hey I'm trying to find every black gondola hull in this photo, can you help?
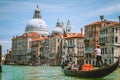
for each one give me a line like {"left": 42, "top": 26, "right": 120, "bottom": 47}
{"left": 62, "top": 60, "right": 119, "bottom": 78}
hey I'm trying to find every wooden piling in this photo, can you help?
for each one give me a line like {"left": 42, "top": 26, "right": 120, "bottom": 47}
{"left": 0, "top": 45, "right": 2, "bottom": 72}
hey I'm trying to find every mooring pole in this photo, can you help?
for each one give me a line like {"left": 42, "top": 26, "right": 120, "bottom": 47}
{"left": 0, "top": 45, "right": 2, "bottom": 72}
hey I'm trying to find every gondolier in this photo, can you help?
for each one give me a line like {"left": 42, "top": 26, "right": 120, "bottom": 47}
{"left": 94, "top": 45, "right": 103, "bottom": 67}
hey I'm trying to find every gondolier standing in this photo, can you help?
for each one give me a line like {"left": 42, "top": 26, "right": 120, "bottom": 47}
{"left": 94, "top": 45, "right": 103, "bottom": 67}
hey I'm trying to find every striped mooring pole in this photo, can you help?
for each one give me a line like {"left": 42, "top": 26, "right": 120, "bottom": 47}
{"left": 0, "top": 45, "right": 2, "bottom": 72}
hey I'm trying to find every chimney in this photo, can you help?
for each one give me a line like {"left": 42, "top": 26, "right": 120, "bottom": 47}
{"left": 104, "top": 19, "right": 107, "bottom": 26}
{"left": 100, "top": 15, "right": 104, "bottom": 27}
{"left": 100, "top": 15, "right": 104, "bottom": 21}
{"left": 80, "top": 28, "right": 83, "bottom": 35}
{"left": 118, "top": 16, "right": 120, "bottom": 25}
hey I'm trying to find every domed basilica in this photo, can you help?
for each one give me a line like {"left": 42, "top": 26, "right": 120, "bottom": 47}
{"left": 9, "top": 5, "right": 74, "bottom": 65}
{"left": 25, "top": 5, "right": 72, "bottom": 36}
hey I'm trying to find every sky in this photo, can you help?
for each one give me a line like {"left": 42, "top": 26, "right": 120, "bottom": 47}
{"left": 0, "top": 0, "right": 120, "bottom": 55}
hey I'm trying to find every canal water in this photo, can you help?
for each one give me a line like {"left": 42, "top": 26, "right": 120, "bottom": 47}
{"left": 0, "top": 65, "right": 120, "bottom": 80}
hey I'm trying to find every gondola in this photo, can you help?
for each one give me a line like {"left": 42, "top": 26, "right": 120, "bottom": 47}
{"left": 61, "top": 60, "right": 119, "bottom": 78}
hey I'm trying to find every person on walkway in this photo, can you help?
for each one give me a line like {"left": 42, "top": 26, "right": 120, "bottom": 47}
{"left": 94, "top": 45, "right": 103, "bottom": 67}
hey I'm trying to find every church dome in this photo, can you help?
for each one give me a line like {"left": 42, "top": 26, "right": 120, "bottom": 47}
{"left": 52, "top": 27, "right": 64, "bottom": 34}
{"left": 52, "top": 19, "right": 64, "bottom": 34}
{"left": 25, "top": 5, "right": 49, "bottom": 36}
{"left": 25, "top": 19, "right": 49, "bottom": 35}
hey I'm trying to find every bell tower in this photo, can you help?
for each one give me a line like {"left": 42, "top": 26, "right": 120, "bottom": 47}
{"left": 65, "top": 20, "right": 71, "bottom": 33}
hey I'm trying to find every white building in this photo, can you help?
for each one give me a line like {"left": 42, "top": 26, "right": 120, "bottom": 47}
{"left": 11, "top": 5, "right": 50, "bottom": 64}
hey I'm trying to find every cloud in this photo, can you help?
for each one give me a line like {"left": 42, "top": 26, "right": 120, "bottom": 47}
{"left": 0, "top": 1, "right": 68, "bottom": 13}
{"left": 0, "top": 40, "right": 11, "bottom": 44}
{"left": 82, "top": 3, "right": 120, "bottom": 18}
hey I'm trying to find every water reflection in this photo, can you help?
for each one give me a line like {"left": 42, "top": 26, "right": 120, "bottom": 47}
{"left": 0, "top": 65, "right": 120, "bottom": 80}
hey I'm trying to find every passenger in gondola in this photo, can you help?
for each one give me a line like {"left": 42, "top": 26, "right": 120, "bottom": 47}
{"left": 61, "top": 60, "right": 69, "bottom": 69}
{"left": 104, "top": 59, "right": 111, "bottom": 67}
{"left": 66, "top": 62, "right": 72, "bottom": 70}
{"left": 78, "top": 62, "right": 84, "bottom": 70}
{"left": 61, "top": 61, "right": 66, "bottom": 69}
{"left": 65, "top": 60, "right": 69, "bottom": 64}
{"left": 71, "top": 62, "right": 79, "bottom": 70}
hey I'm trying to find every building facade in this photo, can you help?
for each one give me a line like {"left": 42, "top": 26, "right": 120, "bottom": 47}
{"left": 10, "top": 5, "right": 50, "bottom": 65}
{"left": 40, "top": 38, "right": 50, "bottom": 65}
{"left": 4, "top": 49, "right": 12, "bottom": 64}
{"left": 30, "top": 37, "right": 45, "bottom": 65}
{"left": 99, "top": 18, "right": 120, "bottom": 63}
{"left": 84, "top": 20, "right": 101, "bottom": 64}
{"left": 64, "top": 29, "right": 85, "bottom": 64}
{"left": 84, "top": 15, "right": 120, "bottom": 65}
{"left": 11, "top": 32, "right": 42, "bottom": 64}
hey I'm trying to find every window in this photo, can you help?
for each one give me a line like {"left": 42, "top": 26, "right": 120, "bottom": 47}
{"left": 106, "top": 29, "right": 107, "bottom": 34}
{"left": 63, "top": 46, "right": 65, "bottom": 49}
{"left": 112, "top": 28, "right": 114, "bottom": 33}
{"left": 68, "top": 29, "right": 70, "bottom": 32}
{"left": 101, "top": 48, "right": 103, "bottom": 54}
{"left": 112, "top": 47, "right": 114, "bottom": 54}
{"left": 103, "top": 30, "right": 105, "bottom": 34}
{"left": 58, "top": 46, "right": 59, "bottom": 49}
{"left": 112, "top": 36, "right": 114, "bottom": 42}
{"left": 68, "top": 48, "right": 70, "bottom": 53}
{"left": 40, "top": 48, "right": 43, "bottom": 51}
{"left": 69, "top": 40, "right": 72, "bottom": 46}
{"left": 115, "top": 36, "right": 118, "bottom": 43}
{"left": 105, "top": 48, "right": 107, "bottom": 54}
{"left": 115, "top": 28, "right": 118, "bottom": 33}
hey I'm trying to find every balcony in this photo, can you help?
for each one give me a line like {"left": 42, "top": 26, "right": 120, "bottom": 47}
{"left": 99, "top": 42, "right": 105, "bottom": 46}
{"left": 66, "top": 44, "right": 75, "bottom": 48}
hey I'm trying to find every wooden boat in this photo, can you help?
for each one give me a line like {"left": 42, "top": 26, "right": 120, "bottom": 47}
{"left": 61, "top": 60, "right": 119, "bottom": 78}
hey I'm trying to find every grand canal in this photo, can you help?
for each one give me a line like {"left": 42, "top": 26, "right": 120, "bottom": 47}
{"left": 0, "top": 65, "right": 120, "bottom": 80}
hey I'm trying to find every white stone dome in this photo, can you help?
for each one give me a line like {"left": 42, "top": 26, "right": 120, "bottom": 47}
{"left": 25, "top": 19, "right": 49, "bottom": 35}
{"left": 52, "top": 27, "right": 64, "bottom": 34}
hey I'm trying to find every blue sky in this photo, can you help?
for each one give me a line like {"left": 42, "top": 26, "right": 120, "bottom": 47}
{"left": 0, "top": 0, "right": 120, "bottom": 55}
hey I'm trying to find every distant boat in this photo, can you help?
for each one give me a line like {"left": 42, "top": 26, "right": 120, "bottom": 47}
{"left": 44, "top": 64, "right": 49, "bottom": 66}
{"left": 61, "top": 60, "right": 119, "bottom": 78}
